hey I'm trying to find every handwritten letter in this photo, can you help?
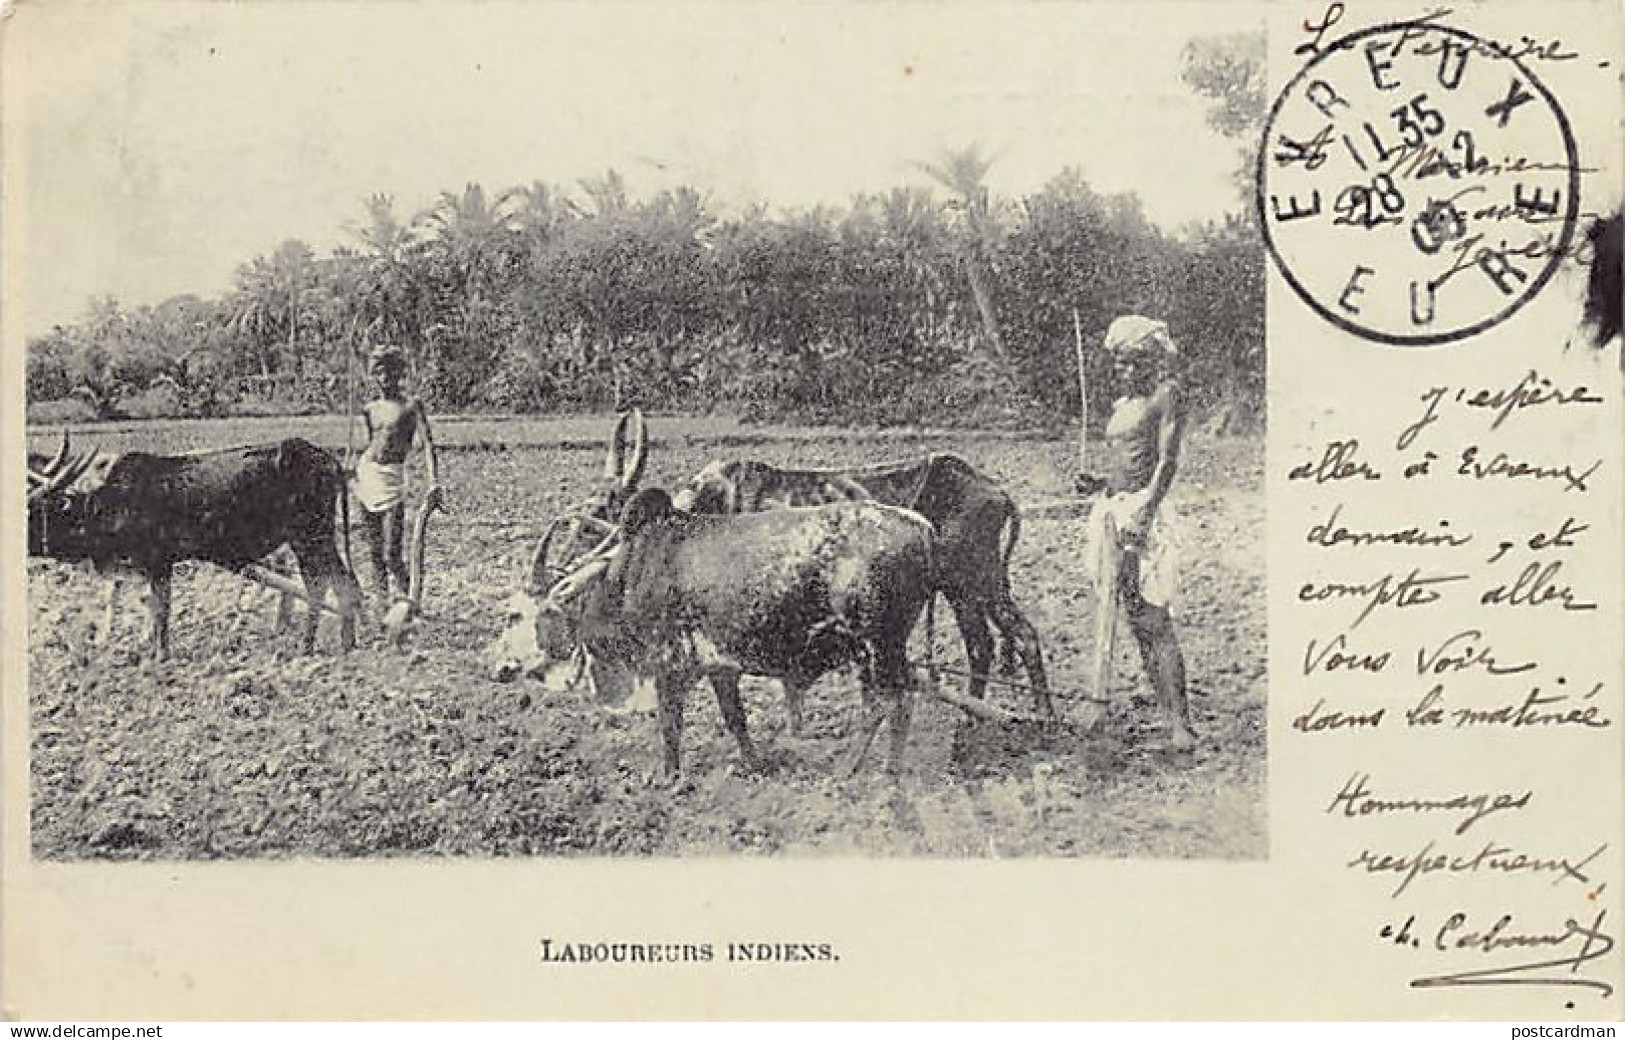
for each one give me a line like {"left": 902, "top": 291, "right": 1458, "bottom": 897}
{"left": 1277, "top": 356, "right": 1621, "bottom": 1012}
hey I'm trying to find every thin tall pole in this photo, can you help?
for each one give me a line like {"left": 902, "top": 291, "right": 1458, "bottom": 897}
{"left": 1073, "top": 308, "right": 1088, "bottom": 473}
{"left": 342, "top": 331, "right": 358, "bottom": 574}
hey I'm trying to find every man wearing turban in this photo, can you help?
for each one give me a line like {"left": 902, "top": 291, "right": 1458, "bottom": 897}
{"left": 1083, "top": 315, "right": 1196, "bottom": 750}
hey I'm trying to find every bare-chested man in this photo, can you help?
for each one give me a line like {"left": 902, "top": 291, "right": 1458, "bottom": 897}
{"left": 353, "top": 344, "right": 442, "bottom": 610}
{"left": 1083, "top": 315, "right": 1196, "bottom": 750}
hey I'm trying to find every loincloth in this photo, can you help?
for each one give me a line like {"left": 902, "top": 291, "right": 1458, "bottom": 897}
{"left": 353, "top": 457, "right": 405, "bottom": 514}
{"left": 1084, "top": 489, "right": 1185, "bottom": 609}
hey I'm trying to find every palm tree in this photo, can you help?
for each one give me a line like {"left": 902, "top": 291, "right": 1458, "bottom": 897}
{"left": 413, "top": 182, "right": 528, "bottom": 405}
{"left": 420, "top": 183, "right": 524, "bottom": 286}
{"left": 877, "top": 186, "right": 951, "bottom": 337}
{"left": 921, "top": 146, "right": 1007, "bottom": 361}
{"left": 578, "top": 169, "right": 630, "bottom": 219}
{"left": 510, "top": 181, "right": 575, "bottom": 254}
{"left": 226, "top": 240, "right": 317, "bottom": 383}
{"left": 348, "top": 192, "right": 432, "bottom": 352}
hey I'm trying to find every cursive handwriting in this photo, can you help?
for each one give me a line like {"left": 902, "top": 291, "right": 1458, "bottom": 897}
{"left": 1487, "top": 517, "right": 1592, "bottom": 564}
{"left": 1293, "top": 698, "right": 1386, "bottom": 733}
{"left": 1405, "top": 26, "right": 1581, "bottom": 65}
{"left": 1398, "top": 373, "right": 1603, "bottom": 451}
{"left": 1429, "top": 232, "right": 1566, "bottom": 296}
{"left": 1411, "top": 911, "right": 1615, "bottom": 998}
{"left": 1328, "top": 772, "right": 1532, "bottom": 835}
{"left": 1458, "top": 446, "right": 1601, "bottom": 493}
{"left": 1307, "top": 504, "right": 1472, "bottom": 550}
{"left": 1293, "top": 2, "right": 1344, "bottom": 57}
{"left": 1415, "top": 628, "right": 1535, "bottom": 676}
{"left": 1405, "top": 682, "right": 1612, "bottom": 731}
{"left": 1304, "top": 632, "right": 1391, "bottom": 675}
{"left": 1290, "top": 439, "right": 1383, "bottom": 483}
{"left": 1291, "top": 358, "right": 1615, "bottom": 1007}
{"left": 1356, "top": 8, "right": 1583, "bottom": 66}
{"left": 1348, "top": 840, "right": 1607, "bottom": 898}
{"left": 1386, "top": 144, "right": 1598, "bottom": 183}
{"left": 1480, "top": 561, "right": 1598, "bottom": 611}
{"left": 1299, "top": 569, "right": 1470, "bottom": 628}
{"left": 1466, "top": 371, "right": 1605, "bottom": 430}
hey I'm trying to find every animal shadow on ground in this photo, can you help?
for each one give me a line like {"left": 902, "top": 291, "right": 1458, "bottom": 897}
{"left": 946, "top": 715, "right": 1130, "bottom": 782}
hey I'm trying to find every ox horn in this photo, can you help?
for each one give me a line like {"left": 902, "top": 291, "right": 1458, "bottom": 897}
{"left": 621, "top": 408, "right": 647, "bottom": 490}
{"left": 604, "top": 408, "right": 647, "bottom": 489}
{"left": 527, "top": 516, "right": 568, "bottom": 594}
{"left": 545, "top": 524, "right": 622, "bottom": 604}
{"left": 27, "top": 432, "right": 71, "bottom": 484}
{"left": 45, "top": 432, "right": 71, "bottom": 475}
{"left": 549, "top": 556, "right": 612, "bottom": 606}
{"left": 580, "top": 525, "right": 619, "bottom": 562}
{"left": 577, "top": 514, "right": 619, "bottom": 545}
{"left": 604, "top": 412, "right": 629, "bottom": 482}
{"left": 27, "top": 449, "right": 96, "bottom": 505}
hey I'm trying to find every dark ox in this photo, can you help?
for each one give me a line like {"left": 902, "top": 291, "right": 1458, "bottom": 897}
{"left": 26, "top": 435, "right": 361, "bottom": 657}
{"left": 672, "top": 454, "right": 1053, "bottom": 723}
{"left": 485, "top": 489, "right": 935, "bottom": 779}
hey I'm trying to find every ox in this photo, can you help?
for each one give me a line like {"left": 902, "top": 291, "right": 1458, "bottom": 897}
{"left": 485, "top": 489, "right": 936, "bottom": 779}
{"left": 673, "top": 454, "right": 1053, "bottom": 724}
{"left": 510, "top": 411, "right": 1051, "bottom": 729}
{"left": 26, "top": 435, "right": 361, "bottom": 657}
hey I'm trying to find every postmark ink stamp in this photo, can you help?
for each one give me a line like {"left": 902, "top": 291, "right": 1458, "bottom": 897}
{"left": 1258, "top": 19, "right": 1581, "bottom": 346}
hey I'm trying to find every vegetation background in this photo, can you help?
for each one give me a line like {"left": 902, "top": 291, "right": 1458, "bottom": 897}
{"left": 25, "top": 35, "right": 1266, "bottom": 434}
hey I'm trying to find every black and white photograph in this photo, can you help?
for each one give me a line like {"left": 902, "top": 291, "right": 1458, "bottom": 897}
{"left": 8, "top": 0, "right": 1623, "bottom": 1025}
{"left": 15, "top": 2, "right": 1266, "bottom": 862}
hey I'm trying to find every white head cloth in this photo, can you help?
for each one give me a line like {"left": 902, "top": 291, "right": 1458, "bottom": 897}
{"left": 1103, "top": 315, "right": 1176, "bottom": 355}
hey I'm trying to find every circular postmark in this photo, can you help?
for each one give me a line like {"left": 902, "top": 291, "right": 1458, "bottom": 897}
{"left": 1257, "top": 20, "right": 1580, "bottom": 346}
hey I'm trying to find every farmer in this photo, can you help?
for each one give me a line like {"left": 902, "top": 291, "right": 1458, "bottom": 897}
{"left": 1082, "top": 315, "right": 1197, "bottom": 750}
{"left": 353, "top": 343, "right": 443, "bottom": 612}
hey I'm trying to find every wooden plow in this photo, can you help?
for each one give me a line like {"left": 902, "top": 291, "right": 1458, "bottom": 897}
{"left": 1087, "top": 510, "right": 1124, "bottom": 732}
{"left": 910, "top": 659, "right": 1108, "bottom": 731}
{"left": 383, "top": 493, "right": 448, "bottom": 647}
{"left": 239, "top": 562, "right": 343, "bottom": 616}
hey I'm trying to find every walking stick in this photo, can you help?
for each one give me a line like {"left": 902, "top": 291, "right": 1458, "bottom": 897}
{"left": 1088, "top": 511, "right": 1123, "bottom": 730}
{"left": 341, "top": 335, "right": 358, "bottom": 575}
{"left": 1073, "top": 308, "right": 1088, "bottom": 473}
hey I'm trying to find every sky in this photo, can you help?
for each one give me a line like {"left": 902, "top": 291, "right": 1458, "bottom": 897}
{"left": 2, "top": 1, "right": 1253, "bottom": 337}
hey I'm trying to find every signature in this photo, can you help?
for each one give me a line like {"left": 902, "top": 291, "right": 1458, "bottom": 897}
{"left": 1411, "top": 911, "right": 1615, "bottom": 997}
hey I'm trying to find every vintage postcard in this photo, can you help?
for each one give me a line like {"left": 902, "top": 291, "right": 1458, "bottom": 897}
{"left": 1, "top": 0, "right": 1620, "bottom": 1021}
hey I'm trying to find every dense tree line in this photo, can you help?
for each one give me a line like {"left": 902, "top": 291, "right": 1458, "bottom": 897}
{"left": 25, "top": 170, "right": 1262, "bottom": 430}
{"left": 27, "top": 39, "right": 1266, "bottom": 430}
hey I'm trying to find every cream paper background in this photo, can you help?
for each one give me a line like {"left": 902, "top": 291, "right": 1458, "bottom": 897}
{"left": 2, "top": 0, "right": 1621, "bottom": 1021}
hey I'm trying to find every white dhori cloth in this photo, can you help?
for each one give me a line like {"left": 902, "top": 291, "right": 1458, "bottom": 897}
{"left": 1085, "top": 489, "right": 1185, "bottom": 609}
{"left": 352, "top": 457, "right": 405, "bottom": 514}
